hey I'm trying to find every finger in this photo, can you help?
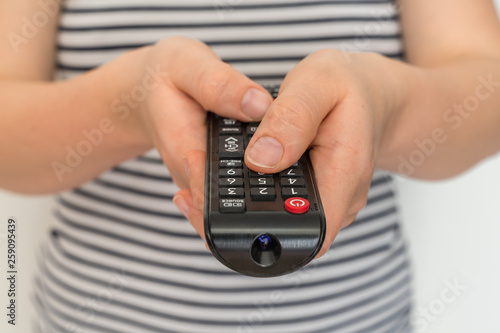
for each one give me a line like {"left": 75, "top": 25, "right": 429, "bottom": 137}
{"left": 244, "top": 54, "right": 344, "bottom": 173}
{"left": 183, "top": 149, "right": 206, "bottom": 211}
{"left": 173, "top": 188, "right": 205, "bottom": 240}
{"left": 313, "top": 150, "right": 371, "bottom": 258}
{"left": 311, "top": 102, "right": 374, "bottom": 258}
{"left": 146, "top": 86, "right": 206, "bottom": 188}
{"left": 160, "top": 37, "right": 273, "bottom": 121}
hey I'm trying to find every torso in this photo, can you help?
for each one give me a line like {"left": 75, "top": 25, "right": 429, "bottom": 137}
{"left": 34, "top": 1, "right": 412, "bottom": 332}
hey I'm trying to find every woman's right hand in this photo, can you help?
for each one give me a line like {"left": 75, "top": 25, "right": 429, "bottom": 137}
{"left": 122, "top": 37, "right": 273, "bottom": 191}
{"left": 1, "top": 33, "right": 271, "bottom": 198}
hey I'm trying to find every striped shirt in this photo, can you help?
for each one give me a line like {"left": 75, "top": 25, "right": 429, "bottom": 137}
{"left": 33, "top": 1, "right": 412, "bottom": 332}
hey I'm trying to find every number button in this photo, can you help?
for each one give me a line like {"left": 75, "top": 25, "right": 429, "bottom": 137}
{"left": 281, "top": 187, "right": 308, "bottom": 199}
{"left": 280, "top": 178, "right": 305, "bottom": 187}
{"left": 219, "top": 178, "right": 244, "bottom": 187}
{"left": 250, "top": 177, "right": 274, "bottom": 187}
{"left": 219, "top": 168, "right": 243, "bottom": 177}
{"left": 279, "top": 168, "right": 304, "bottom": 177}
{"left": 219, "top": 188, "right": 245, "bottom": 198}
{"left": 248, "top": 170, "right": 268, "bottom": 177}
{"left": 250, "top": 187, "right": 276, "bottom": 201}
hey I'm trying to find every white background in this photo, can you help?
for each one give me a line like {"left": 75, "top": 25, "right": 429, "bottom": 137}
{"left": 2, "top": 2, "right": 500, "bottom": 332}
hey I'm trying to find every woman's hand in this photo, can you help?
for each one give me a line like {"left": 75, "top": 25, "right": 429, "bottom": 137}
{"left": 132, "top": 37, "right": 273, "bottom": 189}
{"left": 176, "top": 49, "right": 413, "bottom": 254}
{"left": 0, "top": 36, "right": 273, "bottom": 194}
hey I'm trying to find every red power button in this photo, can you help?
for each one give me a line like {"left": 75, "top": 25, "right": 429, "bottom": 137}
{"left": 285, "top": 197, "right": 310, "bottom": 214}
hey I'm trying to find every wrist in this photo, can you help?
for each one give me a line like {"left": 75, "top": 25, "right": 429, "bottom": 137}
{"left": 90, "top": 46, "right": 155, "bottom": 153}
{"left": 364, "top": 54, "right": 421, "bottom": 165}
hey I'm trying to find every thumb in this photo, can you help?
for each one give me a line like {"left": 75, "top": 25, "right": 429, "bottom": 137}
{"left": 244, "top": 82, "right": 335, "bottom": 172}
{"left": 164, "top": 38, "right": 274, "bottom": 121}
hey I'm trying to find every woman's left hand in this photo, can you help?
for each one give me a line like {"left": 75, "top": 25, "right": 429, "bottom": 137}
{"left": 176, "top": 49, "right": 411, "bottom": 256}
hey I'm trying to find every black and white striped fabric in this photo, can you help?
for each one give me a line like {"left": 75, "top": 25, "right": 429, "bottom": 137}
{"left": 33, "top": 1, "right": 412, "bottom": 332}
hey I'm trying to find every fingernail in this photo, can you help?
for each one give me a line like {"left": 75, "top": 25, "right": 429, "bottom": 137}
{"left": 247, "top": 136, "right": 283, "bottom": 168}
{"left": 183, "top": 158, "right": 190, "bottom": 179}
{"left": 241, "top": 88, "right": 272, "bottom": 119}
{"left": 173, "top": 195, "right": 190, "bottom": 219}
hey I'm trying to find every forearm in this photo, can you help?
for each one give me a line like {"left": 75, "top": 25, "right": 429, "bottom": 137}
{"left": 377, "top": 56, "right": 500, "bottom": 179}
{"left": 0, "top": 48, "right": 152, "bottom": 194}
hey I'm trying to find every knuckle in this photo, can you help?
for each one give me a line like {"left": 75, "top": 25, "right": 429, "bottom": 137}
{"left": 343, "top": 211, "right": 360, "bottom": 228}
{"left": 353, "top": 156, "right": 376, "bottom": 190}
{"left": 161, "top": 36, "right": 188, "bottom": 46}
{"left": 351, "top": 195, "right": 368, "bottom": 215}
{"left": 311, "top": 48, "right": 341, "bottom": 60}
{"left": 302, "top": 49, "right": 354, "bottom": 84}
{"left": 161, "top": 36, "right": 205, "bottom": 50}
{"left": 307, "top": 49, "right": 348, "bottom": 67}
{"left": 157, "top": 37, "right": 190, "bottom": 56}
{"left": 156, "top": 37, "right": 212, "bottom": 68}
{"left": 267, "top": 105, "right": 307, "bottom": 140}
{"left": 198, "top": 63, "right": 234, "bottom": 109}
{"left": 267, "top": 94, "right": 319, "bottom": 139}
{"left": 358, "top": 158, "right": 376, "bottom": 185}
{"left": 350, "top": 162, "right": 374, "bottom": 214}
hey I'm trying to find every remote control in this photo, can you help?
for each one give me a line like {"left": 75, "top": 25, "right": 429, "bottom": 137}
{"left": 204, "top": 86, "right": 326, "bottom": 277}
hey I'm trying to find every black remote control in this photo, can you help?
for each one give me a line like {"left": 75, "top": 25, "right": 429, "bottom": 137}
{"left": 204, "top": 86, "right": 326, "bottom": 277}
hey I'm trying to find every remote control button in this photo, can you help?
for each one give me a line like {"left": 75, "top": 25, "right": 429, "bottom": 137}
{"left": 219, "top": 168, "right": 243, "bottom": 177}
{"left": 219, "top": 159, "right": 242, "bottom": 168}
{"left": 219, "top": 136, "right": 244, "bottom": 157}
{"left": 219, "top": 127, "right": 241, "bottom": 135}
{"left": 219, "top": 118, "right": 241, "bottom": 127}
{"left": 250, "top": 177, "right": 275, "bottom": 187}
{"left": 248, "top": 170, "right": 269, "bottom": 177}
{"left": 279, "top": 168, "right": 304, "bottom": 177}
{"left": 280, "top": 178, "right": 306, "bottom": 187}
{"left": 220, "top": 199, "right": 245, "bottom": 213}
{"left": 251, "top": 187, "right": 276, "bottom": 201}
{"left": 219, "top": 178, "right": 244, "bottom": 187}
{"left": 285, "top": 197, "right": 309, "bottom": 214}
{"left": 219, "top": 188, "right": 245, "bottom": 198}
{"left": 247, "top": 123, "right": 259, "bottom": 135}
{"left": 268, "top": 85, "right": 280, "bottom": 98}
{"left": 282, "top": 187, "right": 308, "bottom": 199}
